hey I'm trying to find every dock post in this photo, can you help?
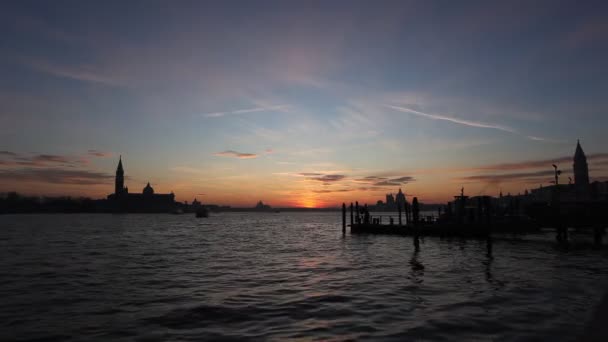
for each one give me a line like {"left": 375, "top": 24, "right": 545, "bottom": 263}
{"left": 355, "top": 201, "right": 360, "bottom": 224}
{"left": 350, "top": 202, "right": 354, "bottom": 227}
{"left": 398, "top": 201, "right": 402, "bottom": 226}
{"left": 342, "top": 203, "right": 346, "bottom": 234}
{"left": 477, "top": 197, "right": 483, "bottom": 223}
{"left": 593, "top": 225, "right": 603, "bottom": 246}
{"left": 484, "top": 196, "right": 492, "bottom": 236}
{"left": 412, "top": 197, "right": 420, "bottom": 227}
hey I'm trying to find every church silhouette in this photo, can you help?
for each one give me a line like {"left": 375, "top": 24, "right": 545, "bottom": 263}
{"left": 107, "top": 156, "right": 176, "bottom": 212}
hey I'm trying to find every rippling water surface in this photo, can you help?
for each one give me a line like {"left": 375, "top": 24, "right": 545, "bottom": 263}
{"left": 1, "top": 213, "right": 608, "bottom": 341}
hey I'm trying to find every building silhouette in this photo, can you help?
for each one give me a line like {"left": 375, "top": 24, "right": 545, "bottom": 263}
{"left": 107, "top": 156, "right": 176, "bottom": 212}
{"left": 385, "top": 193, "right": 395, "bottom": 209}
{"left": 396, "top": 188, "right": 406, "bottom": 207}
{"left": 524, "top": 140, "right": 606, "bottom": 202}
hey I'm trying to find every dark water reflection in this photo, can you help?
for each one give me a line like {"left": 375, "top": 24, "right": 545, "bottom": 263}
{"left": 1, "top": 213, "right": 607, "bottom": 341}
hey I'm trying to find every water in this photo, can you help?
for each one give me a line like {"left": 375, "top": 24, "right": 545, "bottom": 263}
{"left": 1, "top": 213, "right": 607, "bottom": 341}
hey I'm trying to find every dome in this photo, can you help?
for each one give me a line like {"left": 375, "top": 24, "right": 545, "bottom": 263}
{"left": 143, "top": 182, "right": 155, "bottom": 195}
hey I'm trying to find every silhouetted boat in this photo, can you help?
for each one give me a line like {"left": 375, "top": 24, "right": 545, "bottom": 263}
{"left": 195, "top": 207, "right": 209, "bottom": 218}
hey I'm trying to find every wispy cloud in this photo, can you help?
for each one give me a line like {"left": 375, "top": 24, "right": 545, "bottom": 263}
{"left": 213, "top": 150, "right": 258, "bottom": 159}
{"left": 87, "top": 150, "right": 112, "bottom": 157}
{"left": 23, "top": 57, "right": 125, "bottom": 87}
{"left": 203, "top": 104, "right": 291, "bottom": 118}
{"left": 460, "top": 169, "right": 560, "bottom": 185}
{"left": 1, "top": 152, "right": 81, "bottom": 167}
{"left": 0, "top": 168, "right": 113, "bottom": 185}
{"left": 1, "top": 150, "right": 116, "bottom": 168}
{"left": 0, "top": 151, "right": 17, "bottom": 157}
{"left": 312, "top": 188, "right": 352, "bottom": 194}
{"left": 474, "top": 153, "right": 608, "bottom": 171}
{"left": 386, "top": 104, "right": 551, "bottom": 142}
{"left": 354, "top": 175, "right": 414, "bottom": 187}
{"left": 456, "top": 153, "right": 608, "bottom": 186}
{"left": 303, "top": 174, "right": 346, "bottom": 183}
{"left": 170, "top": 166, "right": 205, "bottom": 174}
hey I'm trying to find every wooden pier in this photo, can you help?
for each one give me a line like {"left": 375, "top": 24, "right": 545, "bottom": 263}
{"left": 340, "top": 192, "right": 607, "bottom": 245}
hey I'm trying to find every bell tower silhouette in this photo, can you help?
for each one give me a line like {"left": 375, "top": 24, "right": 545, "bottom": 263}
{"left": 115, "top": 155, "right": 125, "bottom": 195}
{"left": 573, "top": 140, "right": 589, "bottom": 186}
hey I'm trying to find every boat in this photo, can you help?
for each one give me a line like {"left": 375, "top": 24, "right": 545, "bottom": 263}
{"left": 195, "top": 207, "right": 209, "bottom": 218}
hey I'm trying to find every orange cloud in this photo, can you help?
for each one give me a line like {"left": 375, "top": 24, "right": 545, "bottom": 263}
{"left": 213, "top": 150, "right": 258, "bottom": 159}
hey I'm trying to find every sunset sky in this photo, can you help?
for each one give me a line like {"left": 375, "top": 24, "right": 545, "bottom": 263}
{"left": 2, "top": 1, "right": 608, "bottom": 207}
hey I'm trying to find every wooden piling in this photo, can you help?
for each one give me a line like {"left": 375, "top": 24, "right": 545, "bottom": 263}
{"left": 398, "top": 201, "right": 402, "bottom": 226}
{"left": 594, "top": 225, "right": 603, "bottom": 246}
{"left": 412, "top": 197, "right": 420, "bottom": 227}
{"left": 350, "top": 202, "right": 354, "bottom": 227}
{"left": 342, "top": 203, "right": 346, "bottom": 234}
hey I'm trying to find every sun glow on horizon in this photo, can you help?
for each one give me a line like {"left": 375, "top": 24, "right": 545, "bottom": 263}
{"left": 298, "top": 194, "right": 318, "bottom": 208}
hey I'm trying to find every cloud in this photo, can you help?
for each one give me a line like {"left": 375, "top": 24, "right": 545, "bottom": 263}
{"left": 1, "top": 153, "right": 77, "bottom": 167}
{"left": 170, "top": 166, "right": 206, "bottom": 174}
{"left": 32, "top": 154, "right": 71, "bottom": 164}
{"left": 203, "top": 104, "right": 291, "bottom": 118}
{"left": 453, "top": 152, "right": 608, "bottom": 187}
{"left": 23, "top": 57, "right": 125, "bottom": 87}
{"left": 354, "top": 176, "right": 387, "bottom": 183}
{"left": 389, "top": 176, "right": 415, "bottom": 183}
{"left": 373, "top": 181, "right": 402, "bottom": 186}
{"left": 213, "top": 150, "right": 258, "bottom": 159}
{"left": 474, "top": 153, "right": 608, "bottom": 171}
{"left": 386, "top": 105, "right": 551, "bottom": 141}
{"left": 311, "top": 189, "right": 353, "bottom": 194}
{"left": 87, "top": 150, "right": 112, "bottom": 157}
{"left": 0, "top": 150, "right": 118, "bottom": 168}
{"left": 460, "top": 170, "right": 559, "bottom": 185}
{"left": 0, "top": 168, "right": 113, "bottom": 185}
{"left": 306, "top": 174, "right": 346, "bottom": 183}
{"left": 298, "top": 172, "right": 324, "bottom": 177}
{"left": 355, "top": 175, "right": 414, "bottom": 186}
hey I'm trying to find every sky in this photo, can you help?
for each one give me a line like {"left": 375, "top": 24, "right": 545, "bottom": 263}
{"left": 1, "top": 0, "right": 608, "bottom": 208}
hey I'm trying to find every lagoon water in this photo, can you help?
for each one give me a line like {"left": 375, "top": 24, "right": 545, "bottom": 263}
{"left": 1, "top": 212, "right": 608, "bottom": 341}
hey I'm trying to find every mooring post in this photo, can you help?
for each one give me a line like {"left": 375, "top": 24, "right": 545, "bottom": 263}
{"left": 342, "top": 203, "right": 346, "bottom": 234}
{"left": 477, "top": 197, "right": 483, "bottom": 223}
{"left": 398, "top": 201, "right": 402, "bottom": 226}
{"left": 355, "top": 201, "right": 360, "bottom": 224}
{"left": 350, "top": 202, "right": 354, "bottom": 227}
{"left": 593, "top": 225, "right": 602, "bottom": 246}
{"left": 412, "top": 197, "right": 420, "bottom": 227}
{"left": 484, "top": 196, "right": 492, "bottom": 236}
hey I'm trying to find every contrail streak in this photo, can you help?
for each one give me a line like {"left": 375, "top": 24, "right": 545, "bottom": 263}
{"left": 386, "top": 104, "right": 549, "bottom": 141}
{"left": 386, "top": 105, "right": 516, "bottom": 133}
{"left": 203, "top": 104, "right": 290, "bottom": 118}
